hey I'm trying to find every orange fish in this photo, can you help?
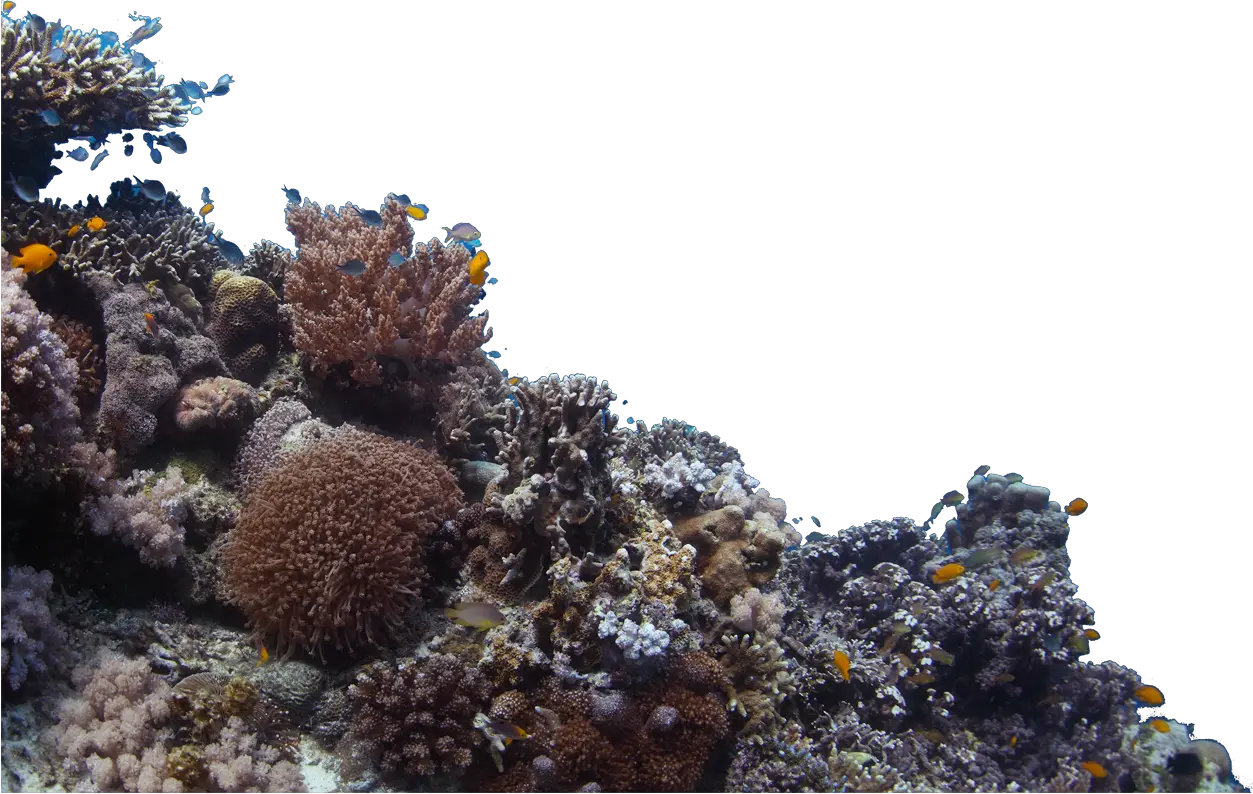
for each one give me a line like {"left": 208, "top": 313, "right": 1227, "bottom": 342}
{"left": 832, "top": 649, "right": 850, "bottom": 682}
{"left": 989, "top": 578, "right": 1001, "bottom": 591}
{"left": 1149, "top": 718, "right": 1170, "bottom": 733}
{"left": 256, "top": 643, "right": 270, "bottom": 667}
{"left": 1065, "top": 497, "right": 1088, "bottom": 516}
{"left": 1134, "top": 684, "right": 1165, "bottom": 707}
{"left": 907, "top": 672, "right": 936, "bottom": 685}
{"left": 932, "top": 563, "right": 965, "bottom": 584}
{"left": 86, "top": 216, "right": 107, "bottom": 232}
{"left": 67, "top": 224, "right": 81, "bottom": 237}
{"left": 1080, "top": 761, "right": 1108, "bottom": 779}
{"left": 1084, "top": 628, "right": 1100, "bottom": 640}
{"left": 468, "top": 250, "right": 490, "bottom": 286}
{"left": 10, "top": 243, "right": 57, "bottom": 274}
{"left": 1009, "top": 735, "right": 1018, "bottom": 748}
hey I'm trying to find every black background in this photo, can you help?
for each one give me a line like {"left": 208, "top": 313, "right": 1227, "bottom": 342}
{"left": 31, "top": 1, "right": 1242, "bottom": 781}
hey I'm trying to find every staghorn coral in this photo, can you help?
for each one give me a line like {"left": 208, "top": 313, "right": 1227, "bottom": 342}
{"left": 222, "top": 427, "right": 463, "bottom": 654}
{"left": 1, "top": 14, "right": 187, "bottom": 193}
{"left": 172, "top": 376, "right": 258, "bottom": 435}
{"left": 1, "top": 265, "right": 82, "bottom": 479}
{"left": 207, "top": 270, "right": 281, "bottom": 385}
{"left": 344, "top": 653, "right": 491, "bottom": 781}
{"left": 1, "top": 566, "right": 65, "bottom": 691}
{"left": 284, "top": 196, "right": 492, "bottom": 383}
{"left": 87, "top": 465, "right": 194, "bottom": 567}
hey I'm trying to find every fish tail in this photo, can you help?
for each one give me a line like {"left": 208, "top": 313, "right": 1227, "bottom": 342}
{"left": 442, "top": 226, "right": 453, "bottom": 242}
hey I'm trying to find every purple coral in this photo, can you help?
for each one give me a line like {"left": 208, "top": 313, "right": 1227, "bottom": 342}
{"left": 1, "top": 566, "right": 65, "bottom": 690}
{"left": 1, "top": 266, "right": 82, "bottom": 480}
{"left": 87, "top": 466, "right": 193, "bottom": 567}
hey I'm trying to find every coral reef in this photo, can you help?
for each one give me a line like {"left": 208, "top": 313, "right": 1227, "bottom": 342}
{"left": 1, "top": 266, "right": 81, "bottom": 480}
{"left": 343, "top": 653, "right": 492, "bottom": 782}
{"left": 207, "top": 270, "right": 281, "bottom": 385}
{"left": 0, "top": 566, "right": 65, "bottom": 691}
{"left": 284, "top": 197, "right": 492, "bottom": 383}
{"left": 87, "top": 465, "right": 195, "bottom": 567}
{"left": 172, "top": 376, "right": 258, "bottom": 435}
{"left": 221, "top": 427, "right": 463, "bottom": 654}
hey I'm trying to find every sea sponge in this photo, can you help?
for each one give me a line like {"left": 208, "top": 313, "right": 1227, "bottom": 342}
{"left": 207, "top": 270, "right": 281, "bottom": 385}
{"left": 221, "top": 427, "right": 463, "bottom": 654}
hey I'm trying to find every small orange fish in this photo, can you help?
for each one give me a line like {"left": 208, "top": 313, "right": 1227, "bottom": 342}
{"left": 67, "top": 224, "right": 81, "bottom": 237}
{"left": 932, "top": 563, "right": 965, "bottom": 584}
{"left": 10, "top": 243, "right": 57, "bottom": 274}
{"left": 86, "top": 216, "right": 106, "bottom": 232}
{"left": 256, "top": 643, "right": 270, "bottom": 666}
{"left": 1009, "top": 735, "right": 1018, "bottom": 748}
{"left": 468, "top": 250, "right": 490, "bottom": 286}
{"left": 1080, "top": 761, "right": 1108, "bottom": 779}
{"left": 1133, "top": 684, "right": 1165, "bottom": 707}
{"left": 1065, "top": 497, "right": 1088, "bottom": 516}
{"left": 832, "top": 649, "right": 850, "bottom": 682}
{"left": 1084, "top": 628, "right": 1100, "bottom": 640}
{"left": 144, "top": 312, "right": 159, "bottom": 336}
{"left": 988, "top": 578, "right": 1001, "bottom": 591}
{"left": 508, "top": 376, "right": 521, "bottom": 386}
{"left": 1149, "top": 718, "right": 1170, "bottom": 733}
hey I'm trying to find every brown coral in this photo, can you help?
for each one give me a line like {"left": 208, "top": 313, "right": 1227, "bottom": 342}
{"left": 207, "top": 270, "right": 281, "bottom": 385}
{"left": 674, "top": 505, "right": 800, "bottom": 606}
{"left": 345, "top": 654, "right": 491, "bottom": 780}
{"left": 221, "top": 427, "right": 463, "bottom": 654}
{"left": 49, "top": 317, "right": 102, "bottom": 411}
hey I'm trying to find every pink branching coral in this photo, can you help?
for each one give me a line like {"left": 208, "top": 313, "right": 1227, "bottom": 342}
{"left": 222, "top": 427, "right": 464, "bottom": 654}
{"left": 283, "top": 197, "right": 492, "bottom": 384}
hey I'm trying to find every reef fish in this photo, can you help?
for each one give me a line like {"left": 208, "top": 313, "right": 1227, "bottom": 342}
{"left": 67, "top": 146, "right": 88, "bottom": 161}
{"left": 337, "top": 258, "right": 367, "bottom": 276}
{"left": 833, "top": 649, "right": 850, "bottom": 681}
{"left": 215, "top": 238, "right": 245, "bottom": 266}
{"left": 199, "top": 202, "right": 213, "bottom": 218}
{"left": 1080, "top": 761, "right": 1108, "bottom": 779}
{"left": 1005, "top": 472, "right": 1023, "bottom": 483}
{"left": 351, "top": 207, "right": 383, "bottom": 227}
{"left": 86, "top": 216, "right": 106, "bottom": 232}
{"left": 133, "top": 176, "right": 166, "bottom": 201}
{"left": 811, "top": 516, "right": 822, "bottom": 528}
{"left": 40, "top": 108, "right": 59, "bottom": 125}
{"left": 941, "top": 490, "right": 964, "bottom": 507}
{"left": 487, "top": 350, "right": 501, "bottom": 359}
{"left": 89, "top": 150, "right": 109, "bottom": 169}
{"left": 487, "top": 276, "right": 498, "bottom": 284}
{"left": 208, "top": 73, "right": 234, "bottom": 96}
{"left": 67, "top": 224, "right": 80, "bottom": 237}
{"left": 406, "top": 203, "right": 429, "bottom": 221}
{"left": 49, "top": 46, "right": 65, "bottom": 62}
{"left": 1133, "top": 684, "right": 1165, "bottom": 707}
{"left": 121, "top": 13, "right": 162, "bottom": 50}
{"left": 161, "top": 132, "right": 187, "bottom": 154}
{"left": 962, "top": 548, "right": 1002, "bottom": 569}
{"left": 1009, "top": 547, "right": 1040, "bottom": 566}
{"left": 468, "top": 251, "right": 490, "bottom": 285}
{"left": 150, "top": 147, "right": 162, "bottom": 164}
{"left": 387, "top": 251, "right": 405, "bottom": 268}
{"left": 201, "top": 187, "right": 212, "bottom": 203}
{"left": 282, "top": 185, "right": 300, "bottom": 203}
{"left": 443, "top": 222, "right": 481, "bottom": 244}
{"left": 1149, "top": 718, "right": 1170, "bottom": 733}
{"left": 932, "top": 563, "right": 965, "bottom": 584}
{"left": 8, "top": 173, "right": 39, "bottom": 202}
{"left": 446, "top": 601, "right": 505, "bottom": 630}
{"left": 1065, "top": 497, "right": 1088, "bottom": 516}
{"left": 973, "top": 464, "right": 991, "bottom": 476}
{"left": 143, "top": 312, "right": 159, "bottom": 336}
{"left": 9, "top": 243, "right": 57, "bottom": 274}
{"left": 1083, "top": 628, "right": 1100, "bottom": 640}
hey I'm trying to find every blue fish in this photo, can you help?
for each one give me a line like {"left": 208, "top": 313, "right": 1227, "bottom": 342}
{"left": 90, "top": 150, "right": 109, "bottom": 170}
{"left": 8, "top": 174, "right": 39, "bottom": 203}
{"left": 391, "top": 193, "right": 412, "bottom": 206}
{"left": 143, "top": 132, "right": 155, "bottom": 145}
{"left": 215, "top": 238, "right": 245, "bottom": 265}
{"left": 131, "top": 51, "right": 155, "bottom": 71}
{"left": 201, "top": 187, "right": 211, "bottom": 203}
{"left": 67, "top": 147, "right": 89, "bottom": 162}
{"left": 459, "top": 238, "right": 483, "bottom": 253}
{"left": 133, "top": 176, "right": 165, "bottom": 201}
{"left": 338, "top": 259, "right": 367, "bottom": 277}
{"left": 149, "top": 147, "right": 162, "bottom": 164}
{"left": 351, "top": 207, "right": 383, "bottom": 227}
{"left": 161, "top": 132, "right": 186, "bottom": 154}
{"left": 97, "top": 31, "right": 119, "bottom": 50}
{"left": 122, "top": 132, "right": 134, "bottom": 142}
{"left": 487, "top": 277, "right": 498, "bottom": 285}
{"left": 121, "top": 13, "right": 162, "bottom": 50}
{"left": 49, "top": 46, "right": 66, "bottom": 63}
{"left": 811, "top": 516, "right": 822, "bottom": 528}
{"left": 487, "top": 350, "right": 501, "bottom": 359}
{"left": 282, "top": 185, "right": 300, "bottom": 203}
{"left": 124, "top": 144, "right": 134, "bottom": 157}
{"left": 168, "top": 84, "right": 188, "bottom": 102}
{"left": 179, "top": 79, "right": 205, "bottom": 101}
{"left": 208, "top": 74, "right": 234, "bottom": 96}
{"left": 40, "top": 109, "right": 59, "bottom": 126}
{"left": 190, "top": 106, "right": 203, "bottom": 115}
{"left": 387, "top": 252, "right": 405, "bottom": 268}
{"left": 25, "top": 13, "right": 45, "bottom": 33}
{"left": 627, "top": 416, "right": 634, "bottom": 424}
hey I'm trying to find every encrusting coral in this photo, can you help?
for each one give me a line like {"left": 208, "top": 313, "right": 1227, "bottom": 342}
{"left": 221, "top": 427, "right": 464, "bottom": 655}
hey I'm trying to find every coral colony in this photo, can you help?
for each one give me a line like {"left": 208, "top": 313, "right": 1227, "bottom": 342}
{"left": 0, "top": 5, "right": 1243, "bottom": 794}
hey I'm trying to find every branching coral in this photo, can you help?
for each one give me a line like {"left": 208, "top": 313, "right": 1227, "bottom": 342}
{"left": 1, "top": 14, "right": 187, "bottom": 193}
{"left": 207, "top": 270, "right": 280, "bottom": 385}
{"left": 237, "top": 240, "right": 294, "bottom": 298}
{"left": 344, "top": 653, "right": 491, "bottom": 781}
{"left": 284, "top": 196, "right": 492, "bottom": 383}
{"left": 87, "top": 465, "right": 194, "bottom": 567}
{"left": 435, "top": 360, "right": 511, "bottom": 465}
{"left": 222, "top": 427, "right": 463, "bottom": 654}
{"left": 1, "top": 265, "right": 82, "bottom": 479}
{"left": 1, "top": 566, "right": 65, "bottom": 691}
{"left": 617, "top": 418, "right": 749, "bottom": 512}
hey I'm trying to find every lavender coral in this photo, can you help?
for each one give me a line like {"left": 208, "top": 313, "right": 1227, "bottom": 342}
{"left": 87, "top": 465, "right": 194, "bottom": 567}
{"left": 1, "top": 566, "right": 65, "bottom": 691}
{"left": 284, "top": 196, "right": 492, "bottom": 383}
{"left": 222, "top": 427, "right": 463, "bottom": 654}
{"left": 1, "top": 265, "right": 81, "bottom": 479}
